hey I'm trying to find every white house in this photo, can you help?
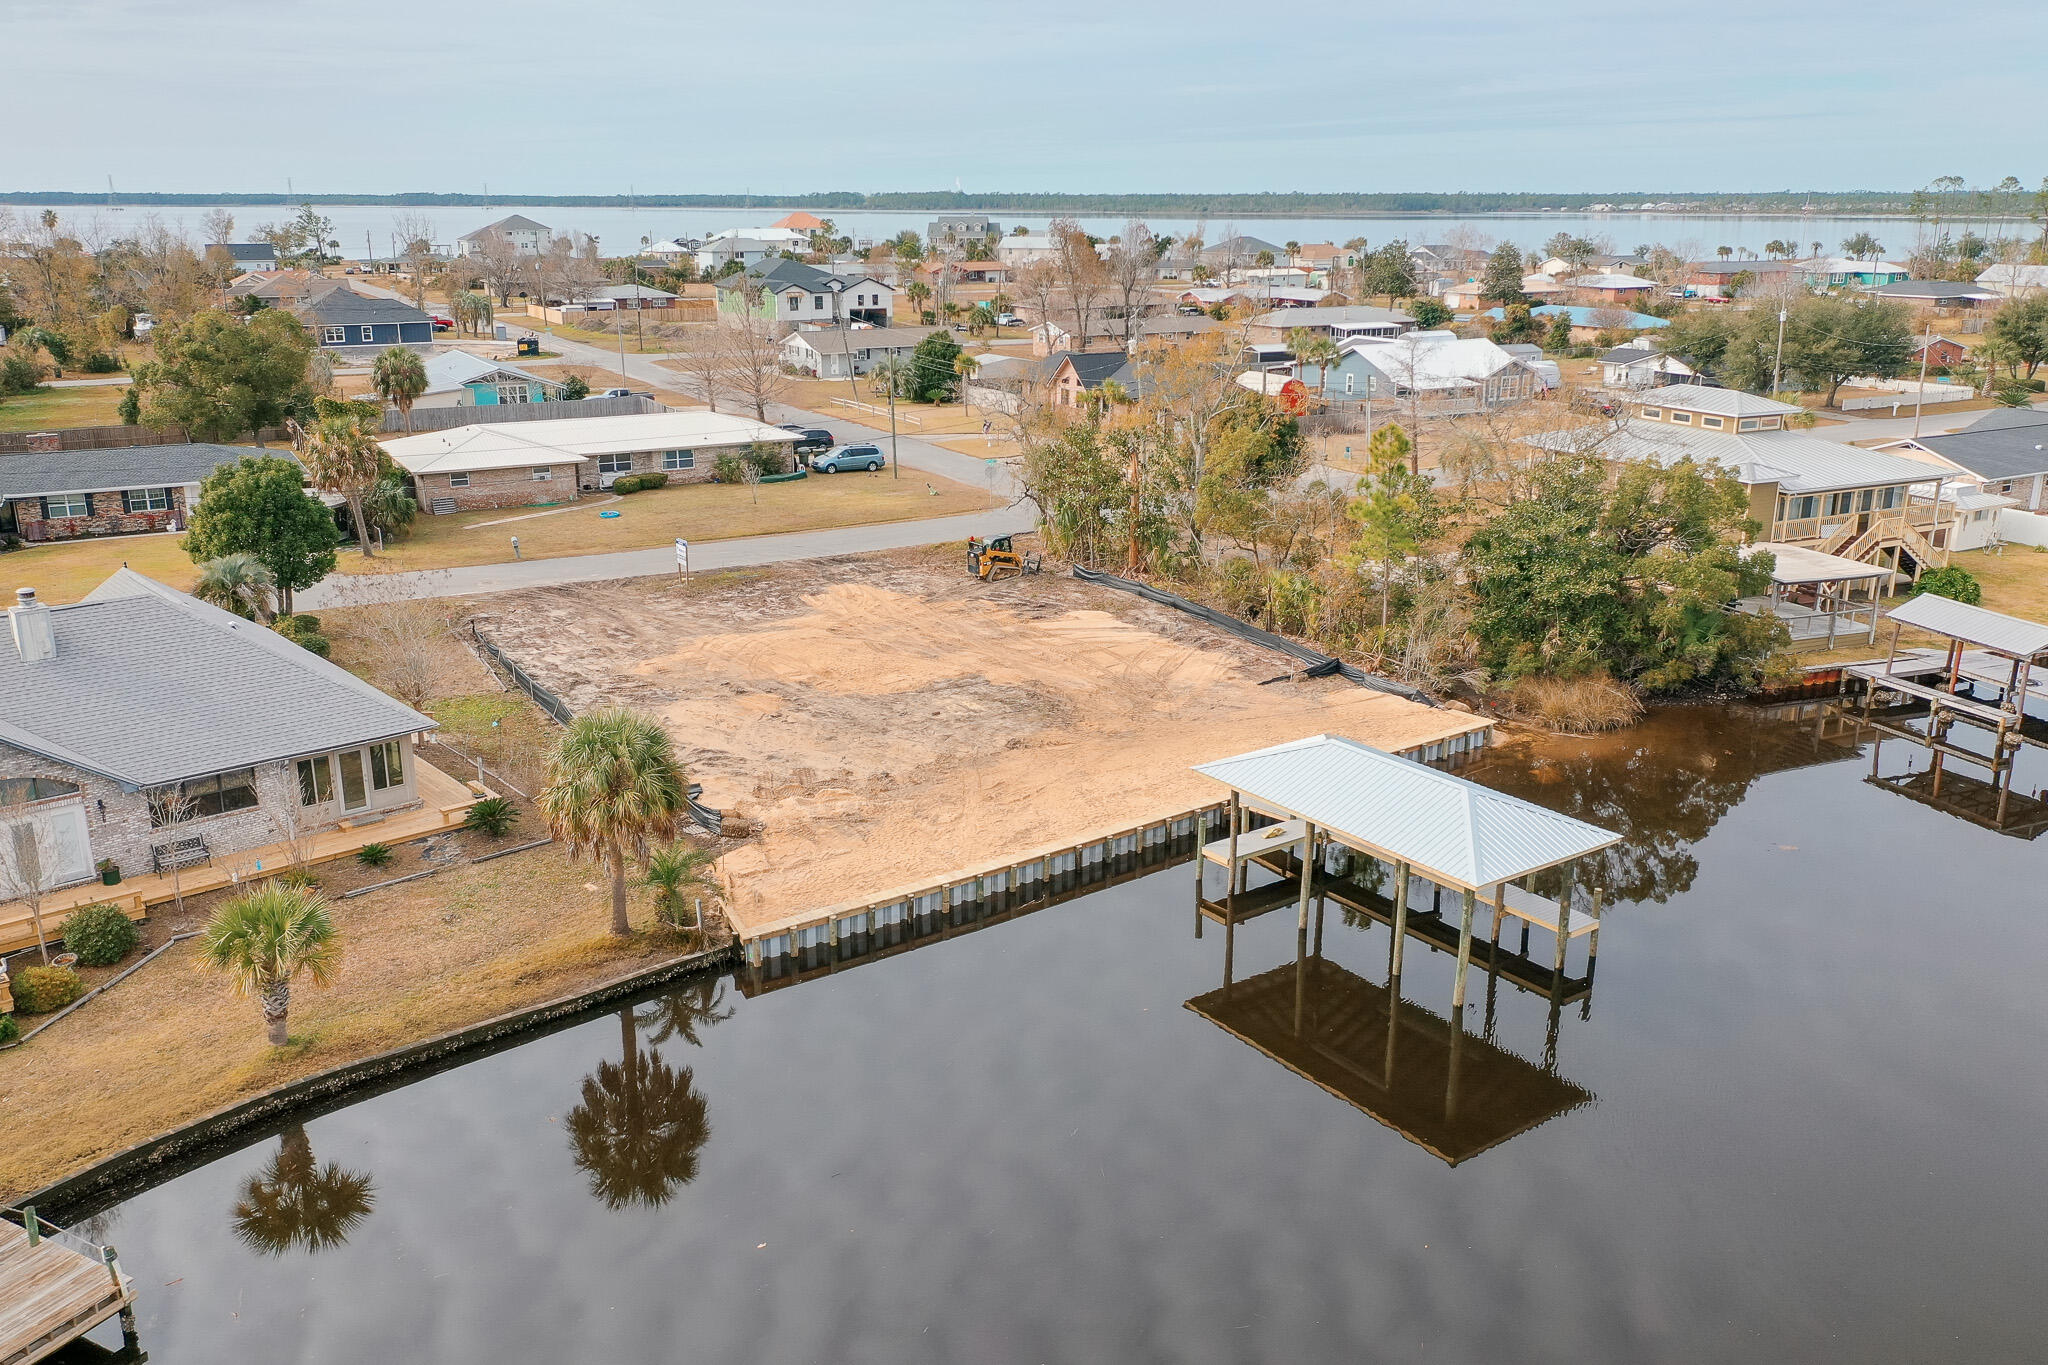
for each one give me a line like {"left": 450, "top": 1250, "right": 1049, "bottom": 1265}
{"left": 413, "top": 351, "right": 564, "bottom": 409}
{"left": 998, "top": 235, "right": 1060, "bottom": 267}
{"left": 1978, "top": 264, "right": 2048, "bottom": 296}
{"left": 780, "top": 326, "right": 937, "bottom": 380}
{"left": 1600, "top": 346, "right": 1699, "bottom": 389}
{"left": 457, "top": 215, "right": 553, "bottom": 257}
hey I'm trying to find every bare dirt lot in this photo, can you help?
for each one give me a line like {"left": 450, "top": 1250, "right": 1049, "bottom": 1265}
{"left": 478, "top": 547, "right": 1487, "bottom": 936}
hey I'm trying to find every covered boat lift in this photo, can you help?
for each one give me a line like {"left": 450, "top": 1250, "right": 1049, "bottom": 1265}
{"left": 1192, "top": 736, "right": 1622, "bottom": 1021}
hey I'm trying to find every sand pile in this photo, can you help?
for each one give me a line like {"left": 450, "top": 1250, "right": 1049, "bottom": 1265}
{"left": 480, "top": 554, "right": 1484, "bottom": 936}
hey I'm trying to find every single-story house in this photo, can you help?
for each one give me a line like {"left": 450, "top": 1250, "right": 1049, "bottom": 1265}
{"left": 1292, "top": 242, "right": 1362, "bottom": 271}
{"left": 1566, "top": 272, "right": 1657, "bottom": 304}
{"left": 384, "top": 411, "right": 800, "bottom": 509}
{"left": 1409, "top": 244, "right": 1488, "bottom": 275}
{"left": 1907, "top": 334, "right": 1970, "bottom": 370}
{"left": 228, "top": 269, "right": 323, "bottom": 308}
{"left": 1484, "top": 304, "right": 1670, "bottom": 337}
{"left": 1802, "top": 257, "right": 1909, "bottom": 289}
{"left": 1296, "top": 336, "right": 1539, "bottom": 412}
{"left": 207, "top": 242, "right": 278, "bottom": 273}
{"left": 415, "top": 351, "right": 565, "bottom": 408}
{"left": 1536, "top": 254, "right": 1644, "bottom": 277}
{"left": 1977, "top": 264, "right": 2048, "bottom": 296}
{"left": 1178, "top": 284, "right": 1336, "bottom": 311}
{"left": 1047, "top": 351, "right": 1138, "bottom": 407}
{"left": 1440, "top": 281, "right": 1494, "bottom": 311}
{"left": 1031, "top": 314, "right": 1221, "bottom": 356}
{"left": 915, "top": 258, "right": 1011, "bottom": 284}
{"left": 780, "top": 325, "right": 939, "bottom": 380}
{"left": 457, "top": 215, "right": 553, "bottom": 257}
{"left": 1681, "top": 258, "right": 1802, "bottom": 299}
{"left": 1866, "top": 279, "right": 2004, "bottom": 310}
{"left": 548, "top": 283, "right": 682, "bottom": 311}
{"left": 0, "top": 441, "right": 263, "bottom": 543}
{"left": 960, "top": 354, "right": 1043, "bottom": 415}
{"left": 1246, "top": 305, "right": 1413, "bottom": 346}
{"left": 1600, "top": 346, "right": 1699, "bottom": 389}
{"left": 0, "top": 570, "right": 436, "bottom": 896}
{"left": 1883, "top": 406, "right": 2048, "bottom": 512}
{"left": 293, "top": 286, "right": 436, "bottom": 352}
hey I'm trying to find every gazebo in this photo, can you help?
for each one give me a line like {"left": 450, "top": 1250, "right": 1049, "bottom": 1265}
{"left": 1737, "top": 541, "right": 1893, "bottom": 646}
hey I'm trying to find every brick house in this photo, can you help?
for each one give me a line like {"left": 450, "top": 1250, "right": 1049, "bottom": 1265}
{"left": 0, "top": 440, "right": 263, "bottom": 543}
{"left": 1908, "top": 334, "right": 1969, "bottom": 370}
{"left": 383, "top": 411, "right": 802, "bottom": 511}
{"left": 0, "top": 570, "right": 435, "bottom": 895}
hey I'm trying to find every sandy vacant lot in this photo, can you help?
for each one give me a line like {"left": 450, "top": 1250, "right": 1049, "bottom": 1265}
{"left": 481, "top": 549, "right": 1486, "bottom": 935}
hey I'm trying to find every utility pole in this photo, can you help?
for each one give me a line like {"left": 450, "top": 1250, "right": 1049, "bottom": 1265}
{"left": 1772, "top": 307, "right": 1789, "bottom": 396}
{"left": 1912, "top": 325, "right": 1933, "bottom": 439}
{"left": 887, "top": 370, "right": 900, "bottom": 478}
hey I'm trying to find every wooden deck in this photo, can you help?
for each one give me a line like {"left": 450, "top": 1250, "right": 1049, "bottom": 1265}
{"left": 0, "top": 1218, "right": 132, "bottom": 1365}
{"left": 0, "top": 760, "right": 486, "bottom": 956}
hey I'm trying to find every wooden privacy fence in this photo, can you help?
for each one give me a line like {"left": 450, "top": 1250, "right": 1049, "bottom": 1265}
{"left": 0, "top": 423, "right": 291, "bottom": 453}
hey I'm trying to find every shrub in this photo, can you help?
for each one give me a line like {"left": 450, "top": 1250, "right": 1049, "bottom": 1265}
{"left": 0, "top": 355, "right": 44, "bottom": 394}
{"left": 287, "top": 613, "right": 322, "bottom": 633}
{"left": 712, "top": 450, "right": 747, "bottom": 483}
{"left": 60, "top": 903, "right": 138, "bottom": 967}
{"left": 611, "top": 474, "right": 643, "bottom": 494}
{"left": 1912, "top": 565, "right": 1982, "bottom": 605}
{"left": 464, "top": 795, "right": 519, "bottom": 837}
{"left": 293, "top": 632, "right": 331, "bottom": 658}
{"left": 273, "top": 868, "right": 322, "bottom": 890}
{"left": 80, "top": 351, "right": 121, "bottom": 374}
{"left": 636, "top": 470, "right": 669, "bottom": 490}
{"left": 12, "top": 965, "right": 84, "bottom": 1014}
{"left": 0, "top": 534, "right": 22, "bottom": 553}
{"left": 356, "top": 842, "right": 394, "bottom": 868}
{"left": 0, "top": 1014, "right": 17, "bottom": 1044}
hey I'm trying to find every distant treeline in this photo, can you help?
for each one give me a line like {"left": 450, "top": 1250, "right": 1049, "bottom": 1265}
{"left": 0, "top": 189, "right": 1940, "bottom": 215}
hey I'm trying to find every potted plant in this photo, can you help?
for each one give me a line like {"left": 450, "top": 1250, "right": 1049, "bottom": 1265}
{"left": 97, "top": 858, "right": 122, "bottom": 886}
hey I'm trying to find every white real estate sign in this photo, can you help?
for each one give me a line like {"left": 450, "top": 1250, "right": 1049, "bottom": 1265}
{"left": 675, "top": 537, "right": 689, "bottom": 576}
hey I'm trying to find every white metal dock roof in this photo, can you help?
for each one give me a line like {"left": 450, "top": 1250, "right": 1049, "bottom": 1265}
{"left": 1887, "top": 594, "right": 2048, "bottom": 659}
{"left": 1194, "top": 735, "right": 1621, "bottom": 892}
{"left": 1746, "top": 541, "right": 1891, "bottom": 584}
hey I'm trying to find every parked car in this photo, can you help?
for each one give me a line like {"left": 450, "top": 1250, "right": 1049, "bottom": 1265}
{"left": 811, "top": 443, "right": 886, "bottom": 473}
{"left": 430, "top": 315, "right": 455, "bottom": 331}
{"left": 777, "top": 425, "right": 835, "bottom": 454}
{"left": 994, "top": 313, "right": 1023, "bottom": 327}
{"left": 592, "top": 387, "right": 633, "bottom": 399}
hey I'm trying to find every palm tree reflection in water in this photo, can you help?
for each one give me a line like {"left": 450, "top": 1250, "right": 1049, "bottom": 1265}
{"left": 231, "top": 1124, "right": 376, "bottom": 1255}
{"left": 566, "top": 981, "right": 725, "bottom": 1210}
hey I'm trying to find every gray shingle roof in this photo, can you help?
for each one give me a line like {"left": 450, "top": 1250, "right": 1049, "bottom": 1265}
{"left": 1908, "top": 407, "right": 2048, "bottom": 481}
{"left": 295, "top": 287, "right": 433, "bottom": 327}
{"left": 459, "top": 214, "right": 549, "bottom": 240}
{"left": 219, "top": 243, "right": 276, "bottom": 262}
{"left": 0, "top": 571, "right": 433, "bottom": 788}
{"left": 0, "top": 443, "right": 265, "bottom": 499}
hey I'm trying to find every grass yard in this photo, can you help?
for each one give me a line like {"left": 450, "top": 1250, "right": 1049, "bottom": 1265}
{"left": 0, "top": 382, "right": 131, "bottom": 433}
{"left": 341, "top": 467, "right": 989, "bottom": 575}
{"left": 0, "top": 531, "right": 197, "bottom": 603}
{"left": 1790, "top": 546, "right": 2048, "bottom": 665}
{"left": 775, "top": 375, "right": 1012, "bottom": 436}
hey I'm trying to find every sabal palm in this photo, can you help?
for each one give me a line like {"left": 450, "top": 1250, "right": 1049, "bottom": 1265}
{"left": 232, "top": 1124, "right": 376, "bottom": 1255}
{"left": 295, "top": 415, "right": 385, "bottom": 558}
{"left": 193, "top": 553, "right": 277, "bottom": 622}
{"left": 540, "top": 709, "right": 690, "bottom": 936}
{"left": 644, "top": 844, "right": 721, "bottom": 931}
{"left": 372, "top": 346, "right": 428, "bottom": 433}
{"left": 566, "top": 1010, "right": 711, "bottom": 1210}
{"left": 199, "top": 883, "right": 340, "bottom": 1045}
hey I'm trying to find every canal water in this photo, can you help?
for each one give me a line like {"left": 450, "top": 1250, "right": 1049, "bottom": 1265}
{"left": 54, "top": 704, "right": 2048, "bottom": 1364}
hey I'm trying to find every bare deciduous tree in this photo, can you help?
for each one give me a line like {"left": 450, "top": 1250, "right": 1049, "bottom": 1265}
{"left": 707, "top": 319, "right": 790, "bottom": 420}
{"left": 1050, "top": 218, "right": 1108, "bottom": 351}
{"left": 392, "top": 212, "right": 439, "bottom": 310}
{"left": 1107, "top": 219, "right": 1157, "bottom": 350}
{"left": 0, "top": 816, "right": 69, "bottom": 963}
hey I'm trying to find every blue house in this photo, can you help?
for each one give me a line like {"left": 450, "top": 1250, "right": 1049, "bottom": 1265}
{"left": 1483, "top": 304, "right": 1669, "bottom": 332}
{"left": 294, "top": 285, "right": 436, "bottom": 351}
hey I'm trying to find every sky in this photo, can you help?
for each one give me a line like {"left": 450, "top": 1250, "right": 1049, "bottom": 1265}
{"left": 10, "top": 0, "right": 2048, "bottom": 196}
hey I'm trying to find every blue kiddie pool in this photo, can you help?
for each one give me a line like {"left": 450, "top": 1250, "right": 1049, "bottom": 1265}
{"left": 599, "top": 510, "right": 621, "bottom": 518}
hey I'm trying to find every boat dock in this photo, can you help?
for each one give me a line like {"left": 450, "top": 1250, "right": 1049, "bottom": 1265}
{"left": 0, "top": 1210, "right": 136, "bottom": 1365}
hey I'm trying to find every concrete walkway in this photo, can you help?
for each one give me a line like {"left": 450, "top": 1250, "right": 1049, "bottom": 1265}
{"left": 302, "top": 503, "right": 1034, "bottom": 605}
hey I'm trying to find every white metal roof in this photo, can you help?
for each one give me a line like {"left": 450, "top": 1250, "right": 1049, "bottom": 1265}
{"left": 383, "top": 411, "right": 797, "bottom": 475}
{"left": 1529, "top": 420, "right": 1953, "bottom": 495}
{"left": 419, "top": 349, "right": 551, "bottom": 396}
{"left": 1638, "top": 385, "right": 1803, "bottom": 419}
{"left": 1567, "top": 272, "right": 1655, "bottom": 289}
{"left": 1745, "top": 541, "right": 1890, "bottom": 584}
{"left": 1886, "top": 595, "right": 2048, "bottom": 659}
{"left": 1194, "top": 734, "right": 1621, "bottom": 892}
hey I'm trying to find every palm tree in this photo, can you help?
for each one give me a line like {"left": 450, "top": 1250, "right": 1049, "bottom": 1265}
{"left": 294, "top": 414, "right": 385, "bottom": 558}
{"left": 566, "top": 1008, "right": 712, "bottom": 1209}
{"left": 952, "top": 352, "right": 980, "bottom": 414}
{"left": 1716, "top": 245, "right": 1733, "bottom": 261}
{"left": 539, "top": 709, "right": 690, "bottom": 936}
{"left": 198, "top": 883, "right": 341, "bottom": 1046}
{"left": 1287, "top": 328, "right": 1341, "bottom": 403}
{"left": 635, "top": 978, "right": 732, "bottom": 1048}
{"left": 232, "top": 1124, "right": 376, "bottom": 1255}
{"left": 904, "top": 280, "right": 932, "bottom": 321}
{"left": 193, "top": 553, "right": 277, "bottom": 622}
{"left": 372, "top": 346, "right": 428, "bottom": 432}
{"left": 644, "top": 843, "right": 721, "bottom": 932}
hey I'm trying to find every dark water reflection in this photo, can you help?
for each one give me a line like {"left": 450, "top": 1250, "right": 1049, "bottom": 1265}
{"left": 56, "top": 705, "right": 2048, "bottom": 1364}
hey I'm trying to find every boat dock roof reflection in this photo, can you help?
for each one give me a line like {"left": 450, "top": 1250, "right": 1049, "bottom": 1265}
{"left": 1187, "top": 957, "right": 1592, "bottom": 1166}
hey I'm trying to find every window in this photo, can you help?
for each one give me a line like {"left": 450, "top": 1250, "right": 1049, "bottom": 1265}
{"left": 662, "top": 449, "right": 695, "bottom": 470}
{"left": 43, "top": 493, "right": 89, "bottom": 519}
{"left": 369, "top": 740, "right": 404, "bottom": 791}
{"left": 323, "top": 325, "right": 347, "bottom": 344}
{"left": 152, "top": 768, "right": 258, "bottom": 824}
{"left": 1343, "top": 372, "right": 1354, "bottom": 394}
{"left": 1823, "top": 491, "right": 1862, "bottom": 517}
{"left": 1702, "top": 415, "right": 1724, "bottom": 429}
{"left": 123, "top": 488, "right": 171, "bottom": 513}
{"left": 297, "top": 756, "right": 333, "bottom": 806}
{"left": 1784, "top": 495, "right": 1820, "bottom": 522}
{"left": 359, "top": 325, "right": 375, "bottom": 342}
{"left": 1738, "top": 418, "right": 1760, "bottom": 432}
{"left": 1670, "top": 410, "right": 1692, "bottom": 424}
{"left": 1758, "top": 416, "right": 1782, "bottom": 430}
{"left": 1877, "top": 486, "right": 1902, "bottom": 510}
{"left": 449, "top": 473, "right": 470, "bottom": 488}
{"left": 497, "top": 382, "right": 530, "bottom": 404}
{"left": 1641, "top": 407, "right": 1662, "bottom": 420}
{"left": 532, "top": 467, "right": 553, "bottom": 481}
{"left": 814, "top": 295, "right": 825, "bottom": 310}
{"left": 0, "top": 776, "right": 79, "bottom": 808}
{"left": 787, "top": 293, "right": 803, "bottom": 311}
{"left": 1857, "top": 489, "right": 1875, "bottom": 512}
{"left": 597, "top": 453, "right": 634, "bottom": 475}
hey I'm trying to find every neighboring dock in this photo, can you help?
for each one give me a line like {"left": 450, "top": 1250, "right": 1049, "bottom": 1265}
{"left": 0, "top": 1210, "right": 136, "bottom": 1365}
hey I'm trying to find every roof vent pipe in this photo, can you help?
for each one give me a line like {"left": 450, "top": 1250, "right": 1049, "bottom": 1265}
{"left": 10, "top": 587, "right": 56, "bottom": 664}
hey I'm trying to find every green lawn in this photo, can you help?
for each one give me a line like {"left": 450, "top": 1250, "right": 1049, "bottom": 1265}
{"left": 0, "top": 383, "right": 131, "bottom": 433}
{"left": 0, "top": 532, "right": 196, "bottom": 603}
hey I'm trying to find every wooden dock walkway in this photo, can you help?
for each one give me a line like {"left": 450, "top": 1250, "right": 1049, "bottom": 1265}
{"left": 0, "top": 1214, "right": 134, "bottom": 1365}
